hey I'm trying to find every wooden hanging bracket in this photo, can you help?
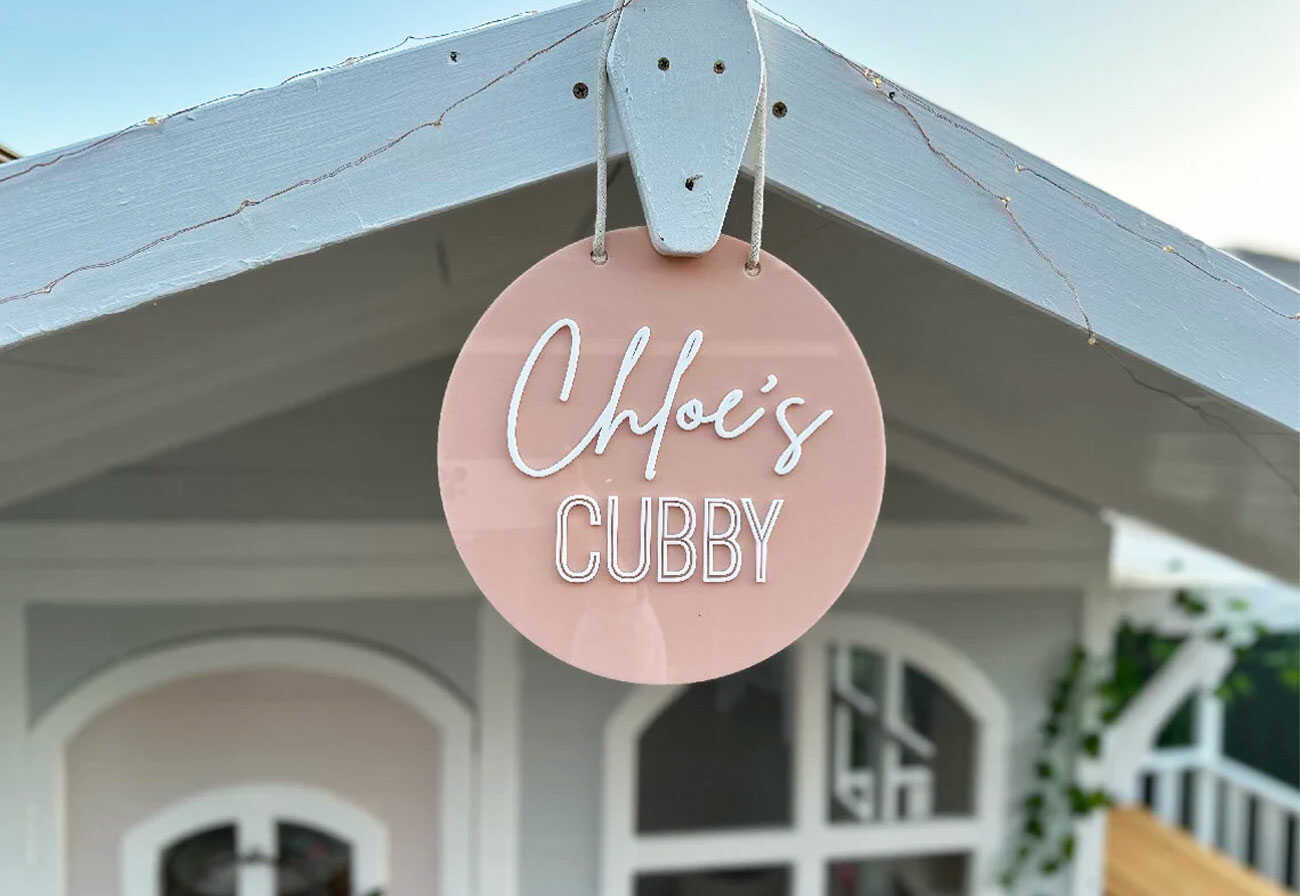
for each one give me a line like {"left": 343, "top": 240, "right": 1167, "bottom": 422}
{"left": 607, "top": 0, "right": 764, "bottom": 256}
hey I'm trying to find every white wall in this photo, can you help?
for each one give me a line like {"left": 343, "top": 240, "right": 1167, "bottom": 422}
{"left": 0, "top": 600, "right": 25, "bottom": 895}
{"left": 519, "top": 641, "right": 635, "bottom": 896}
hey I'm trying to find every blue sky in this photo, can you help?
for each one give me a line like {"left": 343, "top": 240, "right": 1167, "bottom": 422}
{"left": 3, "top": 0, "right": 1297, "bottom": 256}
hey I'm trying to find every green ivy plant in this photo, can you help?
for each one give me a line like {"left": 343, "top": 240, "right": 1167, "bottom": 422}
{"left": 999, "top": 590, "right": 1300, "bottom": 891}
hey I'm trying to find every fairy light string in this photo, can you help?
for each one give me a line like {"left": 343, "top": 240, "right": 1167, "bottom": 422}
{"left": 0, "top": 11, "right": 542, "bottom": 188}
{"left": 0, "top": 5, "right": 627, "bottom": 305}
{"left": 1, "top": 2, "right": 1293, "bottom": 323}
{"left": 752, "top": 0, "right": 1299, "bottom": 327}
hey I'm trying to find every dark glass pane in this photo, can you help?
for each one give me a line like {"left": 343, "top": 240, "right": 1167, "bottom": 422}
{"left": 828, "top": 647, "right": 976, "bottom": 823}
{"left": 902, "top": 664, "right": 975, "bottom": 815}
{"left": 636, "top": 866, "right": 790, "bottom": 896}
{"left": 276, "top": 822, "right": 352, "bottom": 896}
{"left": 161, "top": 824, "right": 237, "bottom": 896}
{"left": 1111, "top": 622, "right": 1194, "bottom": 746}
{"left": 1223, "top": 634, "right": 1300, "bottom": 786}
{"left": 1156, "top": 695, "right": 1195, "bottom": 748}
{"left": 828, "top": 853, "right": 967, "bottom": 896}
{"left": 638, "top": 653, "right": 791, "bottom": 832}
{"left": 828, "top": 647, "right": 884, "bottom": 823}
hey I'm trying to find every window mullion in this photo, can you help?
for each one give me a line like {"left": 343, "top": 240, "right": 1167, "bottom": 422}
{"left": 793, "top": 634, "right": 830, "bottom": 895}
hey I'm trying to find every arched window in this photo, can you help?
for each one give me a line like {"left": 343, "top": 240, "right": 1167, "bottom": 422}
{"left": 603, "top": 613, "right": 1010, "bottom": 896}
{"left": 123, "top": 784, "right": 387, "bottom": 896}
{"left": 159, "top": 820, "right": 356, "bottom": 896}
{"left": 28, "top": 636, "right": 472, "bottom": 896}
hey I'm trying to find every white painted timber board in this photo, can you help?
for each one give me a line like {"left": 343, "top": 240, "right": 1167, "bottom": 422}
{"left": 0, "top": 1, "right": 1294, "bottom": 430}
{"left": 607, "top": 0, "right": 763, "bottom": 254}
{"left": 0, "top": 518, "right": 1104, "bottom": 603}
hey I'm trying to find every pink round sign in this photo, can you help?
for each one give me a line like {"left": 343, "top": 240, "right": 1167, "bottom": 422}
{"left": 438, "top": 227, "right": 886, "bottom": 683}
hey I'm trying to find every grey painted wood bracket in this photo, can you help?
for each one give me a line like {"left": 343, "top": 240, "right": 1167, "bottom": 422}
{"left": 607, "top": 0, "right": 763, "bottom": 255}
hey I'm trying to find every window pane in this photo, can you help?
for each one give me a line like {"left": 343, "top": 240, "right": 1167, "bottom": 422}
{"left": 636, "top": 866, "right": 790, "bottom": 896}
{"left": 829, "top": 647, "right": 884, "bottom": 822}
{"left": 276, "top": 822, "right": 352, "bottom": 896}
{"left": 638, "top": 653, "right": 791, "bottom": 832}
{"left": 161, "top": 824, "right": 237, "bottom": 896}
{"left": 902, "top": 664, "right": 975, "bottom": 815}
{"left": 829, "top": 853, "right": 967, "bottom": 896}
{"left": 829, "top": 647, "right": 977, "bottom": 822}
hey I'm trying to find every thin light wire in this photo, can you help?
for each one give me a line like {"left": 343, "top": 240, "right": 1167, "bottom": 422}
{"left": 0, "top": 11, "right": 542, "bottom": 187}
{"left": 590, "top": 2, "right": 623, "bottom": 264}
{"left": 0, "top": 6, "right": 623, "bottom": 307}
{"left": 750, "top": 0, "right": 1299, "bottom": 324}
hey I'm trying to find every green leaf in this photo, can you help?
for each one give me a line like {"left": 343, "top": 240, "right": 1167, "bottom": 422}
{"left": 1036, "top": 761, "right": 1054, "bottom": 781}
{"left": 1080, "top": 731, "right": 1102, "bottom": 757}
{"left": 1226, "top": 597, "right": 1250, "bottom": 613}
{"left": 1068, "top": 786, "right": 1088, "bottom": 815}
{"left": 1069, "top": 645, "right": 1087, "bottom": 670}
{"left": 1174, "top": 590, "right": 1208, "bottom": 616}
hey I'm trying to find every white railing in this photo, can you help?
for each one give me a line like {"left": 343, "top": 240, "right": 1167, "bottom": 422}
{"left": 1137, "top": 746, "right": 1300, "bottom": 890}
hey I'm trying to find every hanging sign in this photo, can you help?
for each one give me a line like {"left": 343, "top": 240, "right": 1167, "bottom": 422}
{"left": 438, "top": 227, "right": 886, "bottom": 684}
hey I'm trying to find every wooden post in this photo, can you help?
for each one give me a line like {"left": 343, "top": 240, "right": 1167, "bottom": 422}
{"left": 1153, "top": 766, "right": 1180, "bottom": 825}
{"left": 1070, "top": 586, "right": 1117, "bottom": 896}
{"left": 478, "top": 603, "right": 522, "bottom": 896}
{"left": 1223, "top": 782, "right": 1249, "bottom": 861}
{"left": 1192, "top": 690, "right": 1223, "bottom": 846}
{"left": 792, "top": 637, "right": 827, "bottom": 896}
{"left": 1255, "top": 801, "right": 1286, "bottom": 883}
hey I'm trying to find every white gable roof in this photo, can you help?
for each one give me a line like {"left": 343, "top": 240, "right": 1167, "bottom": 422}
{"left": 0, "top": 1, "right": 1296, "bottom": 577}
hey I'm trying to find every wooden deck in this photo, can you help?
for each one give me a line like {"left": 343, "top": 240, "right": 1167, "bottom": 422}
{"left": 1107, "top": 807, "right": 1291, "bottom": 896}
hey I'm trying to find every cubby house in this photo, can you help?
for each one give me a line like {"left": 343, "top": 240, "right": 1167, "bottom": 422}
{"left": 0, "top": 3, "right": 1296, "bottom": 895}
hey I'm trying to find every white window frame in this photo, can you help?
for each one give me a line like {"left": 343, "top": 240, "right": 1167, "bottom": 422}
{"left": 601, "top": 611, "right": 1011, "bottom": 896}
{"left": 121, "top": 783, "right": 388, "bottom": 896}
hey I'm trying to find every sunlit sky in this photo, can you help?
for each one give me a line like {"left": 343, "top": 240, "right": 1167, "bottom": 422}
{"left": 3, "top": 0, "right": 1297, "bottom": 257}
